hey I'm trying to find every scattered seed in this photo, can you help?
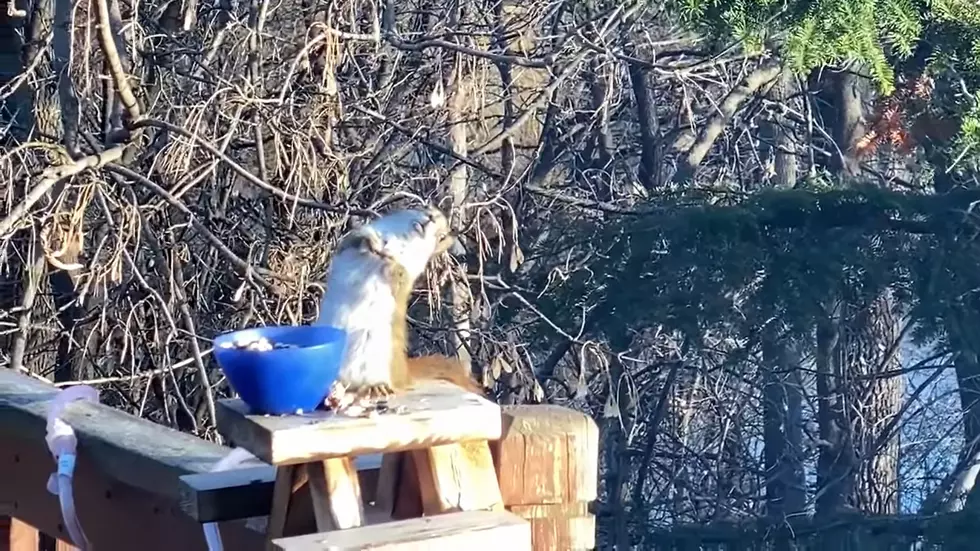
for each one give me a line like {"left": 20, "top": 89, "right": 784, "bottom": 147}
{"left": 226, "top": 336, "right": 298, "bottom": 352}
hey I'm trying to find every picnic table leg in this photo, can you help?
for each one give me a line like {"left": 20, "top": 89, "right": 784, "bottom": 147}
{"left": 265, "top": 465, "right": 308, "bottom": 551}
{"left": 373, "top": 453, "right": 402, "bottom": 516}
{"left": 411, "top": 441, "right": 504, "bottom": 515}
{"left": 307, "top": 457, "right": 364, "bottom": 531}
{"left": 374, "top": 452, "right": 426, "bottom": 520}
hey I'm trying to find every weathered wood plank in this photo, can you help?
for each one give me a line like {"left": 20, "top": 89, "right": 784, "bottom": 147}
{"left": 508, "top": 502, "right": 590, "bottom": 518}
{"left": 271, "top": 510, "right": 532, "bottom": 551}
{"left": 178, "top": 455, "right": 382, "bottom": 523}
{"left": 0, "top": 432, "right": 263, "bottom": 551}
{"left": 216, "top": 382, "right": 502, "bottom": 465}
{"left": 0, "top": 369, "right": 265, "bottom": 501}
{"left": 179, "top": 466, "right": 275, "bottom": 524}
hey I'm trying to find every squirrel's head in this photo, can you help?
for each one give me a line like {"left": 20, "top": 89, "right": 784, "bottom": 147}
{"left": 368, "top": 206, "right": 455, "bottom": 279}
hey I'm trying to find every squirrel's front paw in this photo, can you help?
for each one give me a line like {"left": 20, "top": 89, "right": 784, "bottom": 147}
{"left": 354, "top": 383, "right": 395, "bottom": 401}
{"left": 351, "top": 230, "right": 386, "bottom": 257}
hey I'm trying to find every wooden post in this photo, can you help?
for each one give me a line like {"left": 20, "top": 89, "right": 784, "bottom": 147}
{"left": 492, "top": 405, "right": 599, "bottom": 550}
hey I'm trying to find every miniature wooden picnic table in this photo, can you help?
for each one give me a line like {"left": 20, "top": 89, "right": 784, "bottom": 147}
{"left": 214, "top": 381, "right": 530, "bottom": 550}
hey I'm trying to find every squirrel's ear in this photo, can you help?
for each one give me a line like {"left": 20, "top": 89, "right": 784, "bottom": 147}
{"left": 424, "top": 204, "right": 449, "bottom": 221}
{"left": 432, "top": 196, "right": 455, "bottom": 215}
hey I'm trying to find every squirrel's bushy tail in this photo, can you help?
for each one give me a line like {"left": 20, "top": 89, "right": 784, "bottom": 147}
{"left": 406, "top": 354, "right": 484, "bottom": 395}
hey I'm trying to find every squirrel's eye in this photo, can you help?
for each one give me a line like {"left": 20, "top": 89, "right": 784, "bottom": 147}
{"left": 413, "top": 220, "right": 426, "bottom": 234}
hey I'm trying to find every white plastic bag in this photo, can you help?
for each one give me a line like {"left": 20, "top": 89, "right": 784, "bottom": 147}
{"left": 45, "top": 385, "right": 99, "bottom": 550}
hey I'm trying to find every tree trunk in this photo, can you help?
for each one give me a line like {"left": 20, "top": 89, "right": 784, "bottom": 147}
{"left": 446, "top": 59, "right": 473, "bottom": 373}
{"left": 0, "top": 0, "right": 30, "bottom": 367}
{"left": 761, "top": 71, "right": 799, "bottom": 188}
{"left": 762, "top": 337, "right": 805, "bottom": 525}
{"left": 816, "top": 309, "right": 855, "bottom": 517}
{"left": 840, "top": 291, "right": 904, "bottom": 515}
{"left": 626, "top": 49, "right": 662, "bottom": 192}
{"left": 812, "top": 62, "right": 903, "bottom": 528}
{"left": 602, "top": 352, "right": 637, "bottom": 551}
{"left": 0, "top": 0, "right": 29, "bottom": 129}
{"left": 927, "top": 296, "right": 980, "bottom": 512}
{"left": 833, "top": 69, "right": 866, "bottom": 176}
{"left": 442, "top": 0, "right": 473, "bottom": 374}
{"left": 810, "top": 65, "right": 868, "bottom": 177}
{"left": 816, "top": 309, "right": 864, "bottom": 551}
{"left": 583, "top": 57, "right": 614, "bottom": 202}
{"left": 761, "top": 74, "right": 806, "bottom": 547}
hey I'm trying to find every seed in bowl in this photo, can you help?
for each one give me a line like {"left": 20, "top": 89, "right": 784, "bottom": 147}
{"left": 219, "top": 335, "right": 298, "bottom": 352}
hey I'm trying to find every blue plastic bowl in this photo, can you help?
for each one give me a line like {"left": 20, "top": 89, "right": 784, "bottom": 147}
{"left": 213, "top": 325, "right": 347, "bottom": 415}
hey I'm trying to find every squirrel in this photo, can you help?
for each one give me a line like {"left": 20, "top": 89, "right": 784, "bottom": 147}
{"left": 317, "top": 206, "right": 483, "bottom": 402}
